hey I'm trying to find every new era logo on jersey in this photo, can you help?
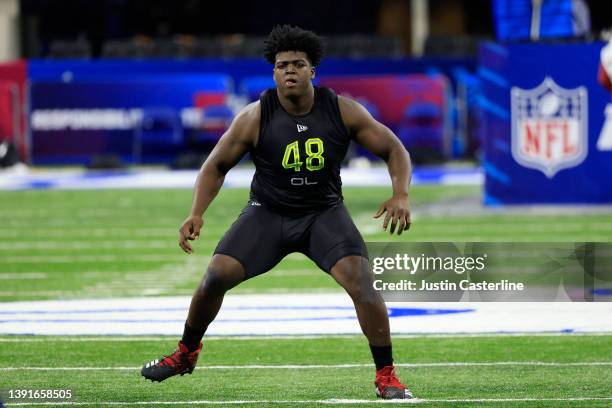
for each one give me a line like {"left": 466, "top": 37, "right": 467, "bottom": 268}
{"left": 297, "top": 124, "right": 308, "bottom": 133}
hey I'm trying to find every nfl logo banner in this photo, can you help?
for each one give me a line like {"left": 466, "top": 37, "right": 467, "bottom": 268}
{"left": 481, "top": 42, "right": 612, "bottom": 204}
{"left": 511, "top": 77, "right": 588, "bottom": 179}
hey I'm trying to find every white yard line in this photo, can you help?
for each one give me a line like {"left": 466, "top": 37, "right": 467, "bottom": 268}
{"left": 5, "top": 397, "right": 612, "bottom": 406}
{"left": 0, "top": 229, "right": 174, "bottom": 237}
{"left": 0, "top": 219, "right": 180, "bottom": 227}
{"left": 1, "top": 361, "right": 611, "bottom": 371}
{"left": 0, "top": 255, "right": 206, "bottom": 263}
{"left": 1, "top": 222, "right": 610, "bottom": 233}
{"left": 0, "top": 267, "right": 204, "bottom": 277}
{"left": 0, "top": 332, "right": 611, "bottom": 342}
{"left": 0, "top": 288, "right": 329, "bottom": 297}
{"left": 0, "top": 273, "right": 47, "bottom": 280}
{"left": 0, "top": 242, "right": 173, "bottom": 250}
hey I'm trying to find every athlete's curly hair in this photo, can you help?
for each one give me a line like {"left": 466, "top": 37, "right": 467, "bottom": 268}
{"left": 263, "top": 25, "right": 324, "bottom": 67}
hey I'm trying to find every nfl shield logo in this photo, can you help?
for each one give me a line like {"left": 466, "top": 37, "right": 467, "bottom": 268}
{"left": 511, "top": 77, "right": 588, "bottom": 178}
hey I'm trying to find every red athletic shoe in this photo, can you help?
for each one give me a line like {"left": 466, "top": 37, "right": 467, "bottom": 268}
{"left": 375, "top": 365, "right": 413, "bottom": 399}
{"left": 141, "top": 341, "right": 202, "bottom": 382}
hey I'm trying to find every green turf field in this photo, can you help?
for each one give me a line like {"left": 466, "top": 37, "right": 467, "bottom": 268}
{"left": 0, "top": 335, "right": 611, "bottom": 406}
{"left": 1, "top": 185, "right": 611, "bottom": 406}
{"left": 2, "top": 185, "right": 612, "bottom": 301}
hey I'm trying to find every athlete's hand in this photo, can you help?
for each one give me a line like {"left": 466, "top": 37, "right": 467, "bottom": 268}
{"left": 178, "top": 215, "right": 203, "bottom": 254}
{"left": 373, "top": 194, "right": 411, "bottom": 235}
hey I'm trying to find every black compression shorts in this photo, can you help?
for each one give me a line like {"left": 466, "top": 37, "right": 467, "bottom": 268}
{"left": 214, "top": 201, "right": 368, "bottom": 280}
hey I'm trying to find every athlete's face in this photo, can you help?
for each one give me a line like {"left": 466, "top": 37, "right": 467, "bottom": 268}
{"left": 273, "top": 51, "right": 315, "bottom": 98}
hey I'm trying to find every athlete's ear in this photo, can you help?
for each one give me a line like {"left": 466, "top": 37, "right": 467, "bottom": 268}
{"left": 311, "top": 67, "right": 316, "bottom": 80}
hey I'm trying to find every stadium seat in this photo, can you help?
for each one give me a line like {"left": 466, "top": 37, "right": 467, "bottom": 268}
{"left": 320, "top": 74, "right": 449, "bottom": 133}
{"left": 193, "top": 91, "right": 227, "bottom": 109}
{"left": 197, "top": 104, "right": 234, "bottom": 142}
{"left": 187, "top": 38, "right": 223, "bottom": 58}
{"left": 153, "top": 39, "right": 181, "bottom": 58}
{"left": 101, "top": 40, "right": 130, "bottom": 58}
{"left": 48, "top": 38, "right": 92, "bottom": 59}
{"left": 206, "top": 35, "right": 266, "bottom": 58}
{"left": 398, "top": 102, "right": 446, "bottom": 164}
{"left": 101, "top": 37, "right": 156, "bottom": 59}
{"left": 324, "top": 35, "right": 403, "bottom": 58}
{"left": 192, "top": 75, "right": 235, "bottom": 109}
{"left": 174, "top": 35, "right": 198, "bottom": 58}
{"left": 133, "top": 107, "right": 183, "bottom": 163}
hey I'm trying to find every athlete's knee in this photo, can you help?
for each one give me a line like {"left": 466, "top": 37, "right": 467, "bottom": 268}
{"left": 199, "top": 256, "right": 245, "bottom": 296}
{"left": 199, "top": 266, "right": 228, "bottom": 296}
{"left": 331, "top": 256, "right": 376, "bottom": 302}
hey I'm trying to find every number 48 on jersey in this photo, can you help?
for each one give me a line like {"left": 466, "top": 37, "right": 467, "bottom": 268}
{"left": 282, "top": 138, "right": 325, "bottom": 172}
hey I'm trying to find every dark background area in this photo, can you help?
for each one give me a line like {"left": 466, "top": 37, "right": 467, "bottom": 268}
{"left": 17, "top": 0, "right": 612, "bottom": 58}
{"left": 19, "top": 0, "right": 497, "bottom": 58}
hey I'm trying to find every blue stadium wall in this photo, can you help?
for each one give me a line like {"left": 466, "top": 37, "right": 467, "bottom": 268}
{"left": 28, "top": 57, "right": 472, "bottom": 85}
{"left": 26, "top": 57, "right": 473, "bottom": 165}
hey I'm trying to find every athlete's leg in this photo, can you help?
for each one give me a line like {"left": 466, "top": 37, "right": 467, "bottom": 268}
{"left": 142, "top": 201, "right": 287, "bottom": 382}
{"left": 185, "top": 254, "right": 245, "bottom": 335}
{"left": 183, "top": 202, "right": 287, "bottom": 347}
{"left": 330, "top": 256, "right": 411, "bottom": 399}
{"left": 303, "top": 204, "right": 388, "bottom": 345}
{"left": 329, "top": 255, "right": 390, "bottom": 346}
{"left": 305, "top": 204, "right": 412, "bottom": 398}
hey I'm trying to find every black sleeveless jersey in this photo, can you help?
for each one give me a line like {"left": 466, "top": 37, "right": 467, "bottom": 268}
{"left": 250, "top": 86, "right": 351, "bottom": 216}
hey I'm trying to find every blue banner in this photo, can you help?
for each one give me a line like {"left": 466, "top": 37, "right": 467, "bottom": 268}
{"left": 479, "top": 41, "right": 612, "bottom": 204}
{"left": 29, "top": 75, "right": 232, "bottom": 164}
{"left": 27, "top": 57, "right": 475, "bottom": 165}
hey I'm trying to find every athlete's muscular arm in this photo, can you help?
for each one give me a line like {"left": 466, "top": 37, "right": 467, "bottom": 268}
{"left": 338, "top": 96, "right": 412, "bottom": 235}
{"left": 179, "top": 102, "right": 260, "bottom": 253}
